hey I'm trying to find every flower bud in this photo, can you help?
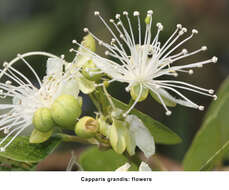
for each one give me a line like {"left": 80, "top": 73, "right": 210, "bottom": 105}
{"left": 109, "top": 119, "right": 129, "bottom": 154}
{"left": 98, "top": 116, "right": 110, "bottom": 137}
{"left": 130, "top": 84, "right": 149, "bottom": 102}
{"left": 51, "top": 94, "right": 82, "bottom": 130}
{"left": 75, "top": 116, "right": 99, "bottom": 138}
{"left": 32, "top": 108, "right": 55, "bottom": 132}
{"left": 81, "top": 60, "right": 103, "bottom": 81}
{"left": 29, "top": 128, "right": 53, "bottom": 144}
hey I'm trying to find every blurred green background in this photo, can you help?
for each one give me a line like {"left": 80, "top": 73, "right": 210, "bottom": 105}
{"left": 0, "top": 0, "right": 228, "bottom": 169}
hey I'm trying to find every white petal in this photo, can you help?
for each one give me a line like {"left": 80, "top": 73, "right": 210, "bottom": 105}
{"left": 54, "top": 78, "right": 79, "bottom": 99}
{"left": 126, "top": 115, "right": 155, "bottom": 158}
{"left": 139, "top": 162, "right": 152, "bottom": 171}
{"left": 46, "top": 58, "right": 64, "bottom": 76}
{"left": 158, "top": 88, "right": 197, "bottom": 109}
{"left": 115, "top": 163, "right": 131, "bottom": 171}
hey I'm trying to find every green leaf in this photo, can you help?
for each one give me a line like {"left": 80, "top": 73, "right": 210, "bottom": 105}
{"left": 200, "top": 140, "right": 229, "bottom": 171}
{"left": 112, "top": 97, "right": 182, "bottom": 145}
{"left": 79, "top": 146, "right": 138, "bottom": 171}
{"left": 0, "top": 136, "right": 61, "bottom": 163}
{"left": 183, "top": 77, "right": 229, "bottom": 170}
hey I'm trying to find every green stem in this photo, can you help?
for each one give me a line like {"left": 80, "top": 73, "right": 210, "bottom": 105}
{"left": 57, "top": 133, "right": 98, "bottom": 145}
{"left": 103, "top": 84, "right": 115, "bottom": 110}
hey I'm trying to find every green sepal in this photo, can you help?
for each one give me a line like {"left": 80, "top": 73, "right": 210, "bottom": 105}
{"left": 29, "top": 128, "right": 53, "bottom": 144}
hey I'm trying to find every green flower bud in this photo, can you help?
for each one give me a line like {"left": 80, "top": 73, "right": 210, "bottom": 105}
{"left": 130, "top": 84, "right": 149, "bottom": 102}
{"left": 32, "top": 108, "right": 55, "bottom": 132}
{"left": 98, "top": 116, "right": 110, "bottom": 137}
{"left": 51, "top": 94, "right": 82, "bottom": 130}
{"left": 75, "top": 116, "right": 99, "bottom": 138}
{"left": 109, "top": 119, "right": 129, "bottom": 154}
{"left": 81, "top": 60, "right": 103, "bottom": 81}
{"left": 29, "top": 128, "right": 53, "bottom": 144}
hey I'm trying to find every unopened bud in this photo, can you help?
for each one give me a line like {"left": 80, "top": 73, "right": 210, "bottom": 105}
{"left": 29, "top": 128, "right": 53, "bottom": 144}
{"left": 109, "top": 119, "right": 129, "bottom": 154}
{"left": 51, "top": 94, "right": 82, "bottom": 130}
{"left": 98, "top": 116, "right": 110, "bottom": 137}
{"left": 75, "top": 116, "right": 99, "bottom": 138}
{"left": 33, "top": 108, "right": 55, "bottom": 132}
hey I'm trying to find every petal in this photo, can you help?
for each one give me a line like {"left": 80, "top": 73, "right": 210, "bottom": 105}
{"left": 54, "top": 78, "right": 79, "bottom": 99}
{"left": 157, "top": 88, "right": 197, "bottom": 109}
{"left": 76, "top": 74, "right": 95, "bottom": 94}
{"left": 115, "top": 163, "right": 131, "bottom": 171}
{"left": 139, "top": 162, "right": 152, "bottom": 171}
{"left": 46, "top": 58, "right": 64, "bottom": 76}
{"left": 126, "top": 115, "right": 155, "bottom": 158}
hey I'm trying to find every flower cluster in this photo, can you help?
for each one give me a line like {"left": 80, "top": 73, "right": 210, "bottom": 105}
{"left": 0, "top": 10, "right": 218, "bottom": 161}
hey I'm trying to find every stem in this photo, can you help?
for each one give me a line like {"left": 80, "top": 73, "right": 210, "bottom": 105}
{"left": 103, "top": 84, "right": 116, "bottom": 109}
{"left": 57, "top": 133, "right": 99, "bottom": 145}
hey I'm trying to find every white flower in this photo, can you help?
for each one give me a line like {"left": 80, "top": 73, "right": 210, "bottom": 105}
{"left": 0, "top": 52, "right": 78, "bottom": 152}
{"left": 126, "top": 115, "right": 155, "bottom": 158}
{"left": 71, "top": 10, "right": 218, "bottom": 116}
{"left": 115, "top": 161, "right": 152, "bottom": 171}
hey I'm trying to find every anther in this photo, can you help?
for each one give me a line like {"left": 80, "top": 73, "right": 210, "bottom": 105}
{"left": 192, "top": 29, "right": 198, "bottom": 34}
{"left": 179, "top": 31, "right": 184, "bottom": 36}
{"left": 5, "top": 80, "right": 12, "bottom": 85}
{"left": 83, "top": 28, "right": 89, "bottom": 32}
{"left": 94, "top": 11, "right": 100, "bottom": 16}
{"left": 4, "top": 128, "right": 9, "bottom": 134}
{"left": 60, "top": 54, "right": 65, "bottom": 59}
{"left": 212, "top": 56, "right": 218, "bottom": 63}
{"left": 109, "top": 19, "right": 114, "bottom": 23}
{"left": 105, "top": 51, "right": 109, "bottom": 55}
{"left": 201, "top": 46, "right": 207, "bottom": 51}
{"left": 166, "top": 110, "right": 172, "bottom": 116}
{"left": 198, "top": 106, "right": 204, "bottom": 111}
{"left": 182, "top": 27, "right": 187, "bottom": 33}
{"left": 115, "top": 14, "right": 120, "bottom": 19}
{"left": 147, "top": 10, "right": 153, "bottom": 15}
{"left": 208, "top": 89, "right": 214, "bottom": 94}
{"left": 156, "top": 22, "right": 163, "bottom": 31}
{"left": 72, "top": 40, "right": 77, "bottom": 44}
{"left": 213, "top": 95, "right": 217, "bottom": 100}
{"left": 182, "top": 49, "right": 188, "bottom": 54}
{"left": 188, "top": 69, "right": 194, "bottom": 75}
{"left": 111, "top": 38, "right": 116, "bottom": 43}
{"left": 123, "top": 11, "right": 128, "bottom": 15}
{"left": 69, "top": 48, "right": 74, "bottom": 52}
{"left": 176, "top": 24, "right": 182, "bottom": 29}
{"left": 3, "top": 62, "right": 8, "bottom": 67}
{"left": 133, "top": 11, "right": 140, "bottom": 16}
